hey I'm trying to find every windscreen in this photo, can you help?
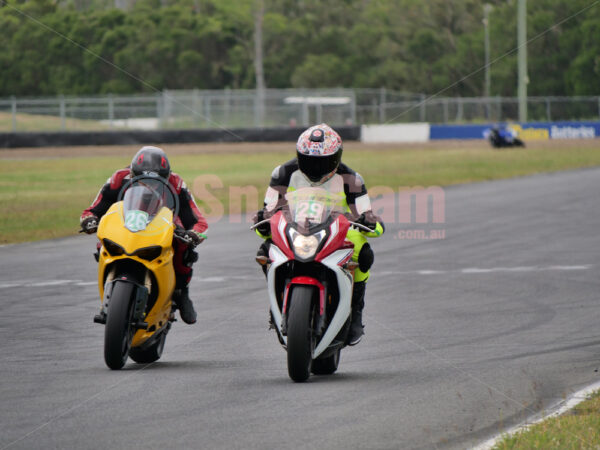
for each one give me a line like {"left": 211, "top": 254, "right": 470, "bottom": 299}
{"left": 284, "top": 186, "right": 345, "bottom": 229}
{"left": 120, "top": 177, "right": 178, "bottom": 232}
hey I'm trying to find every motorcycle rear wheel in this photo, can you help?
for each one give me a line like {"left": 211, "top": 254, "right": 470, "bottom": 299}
{"left": 312, "top": 348, "right": 341, "bottom": 375}
{"left": 286, "top": 285, "right": 315, "bottom": 382}
{"left": 129, "top": 330, "right": 167, "bottom": 364}
{"left": 104, "top": 281, "right": 135, "bottom": 370}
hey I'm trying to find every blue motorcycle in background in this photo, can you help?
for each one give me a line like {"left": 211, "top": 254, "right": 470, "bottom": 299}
{"left": 484, "top": 125, "right": 525, "bottom": 148}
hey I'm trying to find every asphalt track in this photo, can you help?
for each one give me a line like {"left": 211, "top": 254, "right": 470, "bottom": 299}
{"left": 1, "top": 168, "right": 599, "bottom": 450}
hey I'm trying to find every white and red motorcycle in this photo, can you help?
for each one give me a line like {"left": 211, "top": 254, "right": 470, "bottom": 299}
{"left": 253, "top": 186, "right": 371, "bottom": 382}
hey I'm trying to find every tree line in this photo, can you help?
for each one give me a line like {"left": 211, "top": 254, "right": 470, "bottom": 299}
{"left": 0, "top": 0, "right": 598, "bottom": 97}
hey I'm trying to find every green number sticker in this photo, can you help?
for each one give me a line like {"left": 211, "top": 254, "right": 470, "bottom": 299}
{"left": 125, "top": 210, "right": 149, "bottom": 232}
{"left": 295, "top": 200, "right": 324, "bottom": 222}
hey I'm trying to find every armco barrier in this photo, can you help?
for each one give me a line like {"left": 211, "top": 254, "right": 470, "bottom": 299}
{"left": 0, "top": 126, "right": 361, "bottom": 148}
{"left": 429, "top": 121, "right": 600, "bottom": 140}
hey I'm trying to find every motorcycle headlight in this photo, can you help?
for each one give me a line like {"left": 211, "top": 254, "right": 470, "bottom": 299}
{"left": 103, "top": 239, "right": 125, "bottom": 256}
{"left": 289, "top": 229, "right": 326, "bottom": 260}
{"left": 133, "top": 246, "right": 162, "bottom": 261}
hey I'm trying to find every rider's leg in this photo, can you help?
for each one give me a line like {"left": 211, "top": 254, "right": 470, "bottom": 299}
{"left": 172, "top": 239, "right": 197, "bottom": 324}
{"left": 346, "top": 229, "right": 375, "bottom": 345}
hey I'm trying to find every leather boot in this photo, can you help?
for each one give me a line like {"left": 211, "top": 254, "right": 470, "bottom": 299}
{"left": 348, "top": 281, "right": 366, "bottom": 345}
{"left": 173, "top": 274, "right": 197, "bottom": 324}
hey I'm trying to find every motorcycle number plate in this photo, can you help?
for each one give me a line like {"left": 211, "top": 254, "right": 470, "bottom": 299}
{"left": 125, "top": 210, "right": 149, "bottom": 232}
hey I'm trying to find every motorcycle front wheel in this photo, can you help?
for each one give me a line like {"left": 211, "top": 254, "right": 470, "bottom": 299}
{"left": 104, "top": 280, "right": 135, "bottom": 370}
{"left": 286, "top": 285, "right": 315, "bottom": 382}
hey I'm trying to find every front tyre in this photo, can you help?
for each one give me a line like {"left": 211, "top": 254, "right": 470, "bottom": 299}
{"left": 286, "top": 286, "right": 315, "bottom": 382}
{"left": 104, "top": 281, "right": 135, "bottom": 370}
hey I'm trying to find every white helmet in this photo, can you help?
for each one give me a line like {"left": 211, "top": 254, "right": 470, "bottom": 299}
{"left": 296, "top": 124, "right": 343, "bottom": 184}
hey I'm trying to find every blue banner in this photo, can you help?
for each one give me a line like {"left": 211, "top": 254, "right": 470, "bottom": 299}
{"left": 429, "top": 121, "right": 600, "bottom": 140}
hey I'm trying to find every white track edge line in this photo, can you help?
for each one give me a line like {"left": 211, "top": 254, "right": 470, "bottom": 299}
{"left": 472, "top": 379, "right": 600, "bottom": 450}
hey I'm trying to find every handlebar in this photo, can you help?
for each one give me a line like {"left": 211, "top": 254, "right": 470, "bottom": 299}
{"left": 250, "top": 218, "right": 270, "bottom": 231}
{"left": 250, "top": 217, "right": 375, "bottom": 233}
{"left": 349, "top": 221, "right": 376, "bottom": 232}
{"left": 174, "top": 228, "right": 195, "bottom": 245}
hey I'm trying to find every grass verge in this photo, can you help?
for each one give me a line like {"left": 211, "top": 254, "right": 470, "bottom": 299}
{"left": 1, "top": 139, "right": 599, "bottom": 244}
{"left": 492, "top": 390, "right": 600, "bottom": 449}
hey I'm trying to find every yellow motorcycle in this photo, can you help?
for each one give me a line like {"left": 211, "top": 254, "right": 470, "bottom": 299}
{"left": 92, "top": 175, "right": 188, "bottom": 369}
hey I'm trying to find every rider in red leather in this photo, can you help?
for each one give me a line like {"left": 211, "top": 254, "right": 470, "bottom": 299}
{"left": 80, "top": 146, "right": 207, "bottom": 324}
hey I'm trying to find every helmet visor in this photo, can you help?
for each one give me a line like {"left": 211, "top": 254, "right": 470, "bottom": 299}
{"left": 297, "top": 150, "right": 342, "bottom": 183}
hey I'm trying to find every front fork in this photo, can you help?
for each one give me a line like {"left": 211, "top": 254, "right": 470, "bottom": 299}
{"left": 281, "top": 277, "right": 327, "bottom": 337}
{"left": 94, "top": 271, "right": 151, "bottom": 331}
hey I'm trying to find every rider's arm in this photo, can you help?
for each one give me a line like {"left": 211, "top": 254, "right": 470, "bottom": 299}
{"left": 264, "top": 161, "right": 294, "bottom": 212}
{"left": 255, "top": 160, "right": 296, "bottom": 239}
{"left": 173, "top": 174, "right": 208, "bottom": 238}
{"left": 81, "top": 169, "right": 129, "bottom": 222}
{"left": 341, "top": 165, "right": 385, "bottom": 238}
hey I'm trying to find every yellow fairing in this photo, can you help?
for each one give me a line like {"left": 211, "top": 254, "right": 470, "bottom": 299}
{"left": 97, "top": 202, "right": 176, "bottom": 347}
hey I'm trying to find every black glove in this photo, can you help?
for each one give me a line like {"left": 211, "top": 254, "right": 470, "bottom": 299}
{"left": 356, "top": 212, "right": 377, "bottom": 232}
{"left": 184, "top": 230, "right": 205, "bottom": 248}
{"left": 80, "top": 215, "right": 98, "bottom": 234}
{"left": 253, "top": 209, "right": 271, "bottom": 236}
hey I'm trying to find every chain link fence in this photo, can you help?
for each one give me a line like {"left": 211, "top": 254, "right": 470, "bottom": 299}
{"left": 1, "top": 89, "right": 599, "bottom": 132}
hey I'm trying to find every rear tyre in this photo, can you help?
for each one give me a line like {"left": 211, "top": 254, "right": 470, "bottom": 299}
{"left": 286, "top": 286, "right": 315, "bottom": 382}
{"left": 104, "top": 281, "right": 135, "bottom": 370}
{"left": 312, "top": 348, "right": 341, "bottom": 375}
{"left": 129, "top": 331, "right": 167, "bottom": 364}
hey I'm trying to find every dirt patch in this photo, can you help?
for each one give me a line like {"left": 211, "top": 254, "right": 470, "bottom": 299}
{"left": 0, "top": 139, "right": 598, "bottom": 159}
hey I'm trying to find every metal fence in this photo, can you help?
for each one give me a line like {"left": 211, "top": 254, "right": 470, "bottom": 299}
{"left": 1, "top": 89, "right": 599, "bottom": 132}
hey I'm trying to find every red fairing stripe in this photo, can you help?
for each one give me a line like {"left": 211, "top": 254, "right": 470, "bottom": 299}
{"left": 315, "top": 215, "right": 350, "bottom": 262}
{"left": 270, "top": 212, "right": 294, "bottom": 259}
{"left": 283, "top": 276, "right": 325, "bottom": 315}
{"left": 337, "top": 249, "right": 354, "bottom": 267}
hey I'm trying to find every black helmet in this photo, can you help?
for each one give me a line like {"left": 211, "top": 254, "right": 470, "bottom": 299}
{"left": 131, "top": 146, "right": 171, "bottom": 179}
{"left": 296, "top": 124, "right": 343, "bottom": 184}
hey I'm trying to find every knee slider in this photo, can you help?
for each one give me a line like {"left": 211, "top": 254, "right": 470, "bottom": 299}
{"left": 358, "top": 243, "right": 374, "bottom": 273}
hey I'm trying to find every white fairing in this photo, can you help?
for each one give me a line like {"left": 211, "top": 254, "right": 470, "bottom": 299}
{"left": 267, "top": 245, "right": 290, "bottom": 345}
{"left": 312, "top": 249, "right": 353, "bottom": 357}
{"left": 267, "top": 245, "right": 354, "bottom": 358}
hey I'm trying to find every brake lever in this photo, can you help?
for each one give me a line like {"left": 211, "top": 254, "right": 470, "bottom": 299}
{"left": 175, "top": 234, "right": 192, "bottom": 243}
{"left": 349, "top": 221, "right": 376, "bottom": 232}
{"left": 250, "top": 218, "right": 270, "bottom": 231}
{"left": 173, "top": 228, "right": 193, "bottom": 245}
